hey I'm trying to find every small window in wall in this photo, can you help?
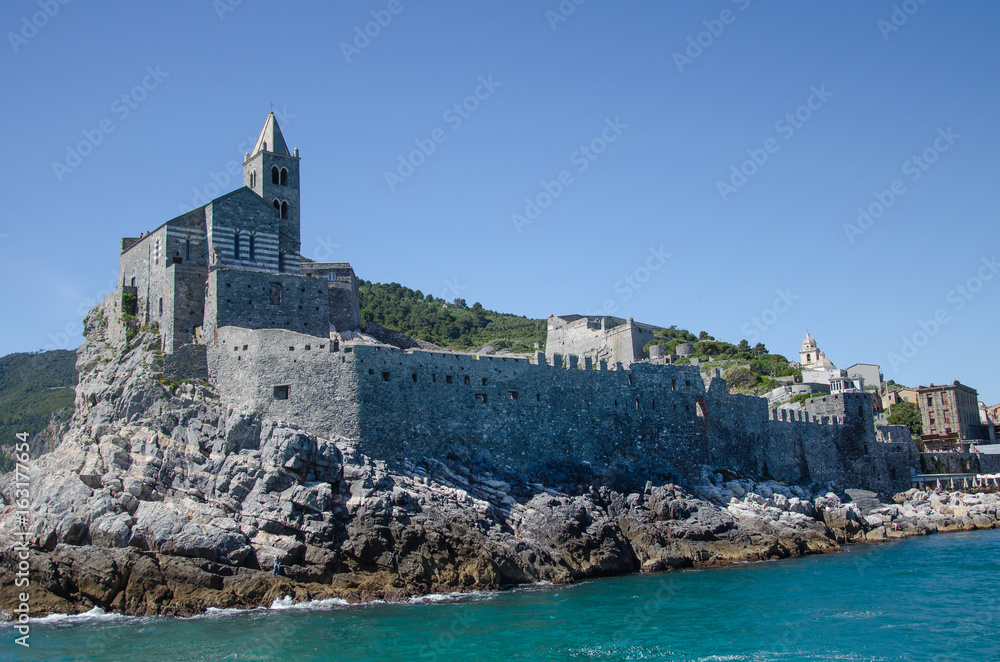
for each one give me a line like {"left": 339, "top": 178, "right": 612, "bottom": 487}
{"left": 536, "top": 394, "right": 541, "bottom": 402}
{"left": 280, "top": 201, "right": 288, "bottom": 220}
{"left": 250, "top": 170, "right": 256, "bottom": 188}
{"left": 269, "top": 282, "right": 282, "bottom": 305}
{"left": 446, "top": 375, "right": 453, "bottom": 384}
{"left": 627, "top": 375, "right": 633, "bottom": 386}
{"left": 280, "top": 167, "right": 288, "bottom": 186}
{"left": 272, "top": 166, "right": 279, "bottom": 185}
{"left": 508, "top": 391, "right": 518, "bottom": 400}
{"left": 432, "top": 374, "right": 437, "bottom": 382}
{"left": 475, "top": 393, "right": 487, "bottom": 403}
{"left": 278, "top": 252, "right": 285, "bottom": 273}
{"left": 249, "top": 233, "right": 256, "bottom": 262}
{"left": 368, "top": 369, "right": 374, "bottom": 375}
{"left": 685, "top": 381, "right": 691, "bottom": 388}
{"left": 671, "top": 379, "right": 676, "bottom": 391}
{"left": 464, "top": 376, "right": 471, "bottom": 385}
{"left": 185, "top": 239, "right": 191, "bottom": 261}
{"left": 158, "top": 298, "right": 163, "bottom": 315}
{"left": 233, "top": 230, "right": 241, "bottom": 260}
{"left": 273, "top": 385, "right": 289, "bottom": 400}
{"left": 411, "top": 373, "right": 418, "bottom": 382}
{"left": 635, "top": 397, "right": 639, "bottom": 410}
{"left": 382, "top": 372, "right": 390, "bottom": 382}
{"left": 858, "top": 405, "right": 863, "bottom": 417}
{"left": 482, "top": 378, "right": 488, "bottom": 386}
{"left": 155, "top": 239, "right": 160, "bottom": 265}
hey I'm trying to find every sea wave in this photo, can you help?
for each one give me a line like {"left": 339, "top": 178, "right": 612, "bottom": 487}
{"left": 268, "top": 595, "right": 353, "bottom": 611}
{"left": 30, "top": 607, "right": 131, "bottom": 626}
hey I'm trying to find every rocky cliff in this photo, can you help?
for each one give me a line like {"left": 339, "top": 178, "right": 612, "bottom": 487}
{"left": 0, "top": 300, "right": 995, "bottom": 617}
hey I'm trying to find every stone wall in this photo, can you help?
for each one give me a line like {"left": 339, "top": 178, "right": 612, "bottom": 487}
{"left": 162, "top": 344, "right": 208, "bottom": 381}
{"left": 204, "top": 327, "right": 917, "bottom": 493}
{"left": 203, "top": 270, "right": 330, "bottom": 341}
{"left": 206, "top": 190, "right": 281, "bottom": 272}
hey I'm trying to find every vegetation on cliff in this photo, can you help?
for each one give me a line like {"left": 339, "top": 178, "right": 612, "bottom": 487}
{"left": 0, "top": 350, "right": 77, "bottom": 471}
{"left": 358, "top": 280, "right": 547, "bottom": 353}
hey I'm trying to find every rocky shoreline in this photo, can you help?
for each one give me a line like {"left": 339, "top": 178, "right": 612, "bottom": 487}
{"left": 1, "top": 306, "right": 998, "bottom": 619}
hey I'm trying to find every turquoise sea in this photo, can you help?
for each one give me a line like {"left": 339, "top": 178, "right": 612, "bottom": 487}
{"left": 8, "top": 529, "right": 999, "bottom": 662}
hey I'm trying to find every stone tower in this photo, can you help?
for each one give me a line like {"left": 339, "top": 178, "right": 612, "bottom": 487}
{"left": 799, "top": 332, "right": 835, "bottom": 370}
{"left": 243, "top": 111, "right": 301, "bottom": 271}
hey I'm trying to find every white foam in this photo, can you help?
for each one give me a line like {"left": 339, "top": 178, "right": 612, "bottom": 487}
{"left": 30, "top": 607, "right": 129, "bottom": 626}
{"left": 268, "top": 595, "right": 352, "bottom": 611}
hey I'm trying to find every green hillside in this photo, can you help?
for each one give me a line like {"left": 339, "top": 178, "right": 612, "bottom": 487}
{"left": 0, "top": 350, "right": 77, "bottom": 471}
{"left": 359, "top": 280, "right": 547, "bottom": 353}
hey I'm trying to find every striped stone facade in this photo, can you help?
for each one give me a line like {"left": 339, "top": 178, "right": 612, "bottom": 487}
{"left": 116, "top": 112, "right": 358, "bottom": 352}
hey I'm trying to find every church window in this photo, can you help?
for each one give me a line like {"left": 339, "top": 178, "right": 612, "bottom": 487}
{"left": 280, "top": 201, "right": 288, "bottom": 220}
{"left": 249, "top": 233, "right": 256, "bottom": 261}
{"left": 158, "top": 298, "right": 163, "bottom": 315}
{"left": 280, "top": 168, "right": 288, "bottom": 186}
{"left": 233, "top": 230, "right": 241, "bottom": 260}
{"left": 271, "top": 166, "right": 279, "bottom": 184}
{"left": 185, "top": 239, "right": 191, "bottom": 261}
{"left": 807, "top": 354, "right": 812, "bottom": 362}
{"left": 250, "top": 170, "right": 256, "bottom": 188}
{"left": 273, "top": 199, "right": 280, "bottom": 213}
{"left": 278, "top": 251, "right": 285, "bottom": 273}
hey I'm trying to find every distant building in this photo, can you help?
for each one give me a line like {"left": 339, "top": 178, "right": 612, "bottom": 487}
{"left": 846, "top": 363, "right": 881, "bottom": 394}
{"left": 545, "top": 314, "right": 661, "bottom": 367}
{"left": 882, "top": 388, "right": 918, "bottom": 410}
{"left": 828, "top": 370, "right": 865, "bottom": 395}
{"left": 799, "top": 332, "right": 835, "bottom": 371}
{"left": 979, "top": 402, "right": 997, "bottom": 442}
{"left": 917, "top": 381, "right": 985, "bottom": 451}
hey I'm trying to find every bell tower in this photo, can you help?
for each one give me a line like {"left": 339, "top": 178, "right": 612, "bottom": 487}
{"left": 243, "top": 111, "right": 300, "bottom": 271}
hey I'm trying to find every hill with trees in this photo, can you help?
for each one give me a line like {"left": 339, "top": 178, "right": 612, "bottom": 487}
{"left": 358, "top": 281, "right": 547, "bottom": 354}
{"left": 0, "top": 350, "right": 77, "bottom": 471}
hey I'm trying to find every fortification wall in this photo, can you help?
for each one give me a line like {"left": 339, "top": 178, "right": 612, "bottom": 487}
{"left": 162, "top": 343, "right": 208, "bottom": 381}
{"left": 163, "top": 264, "right": 207, "bottom": 350}
{"left": 207, "top": 327, "right": 359, "bottom": 438}
{"left": 203, "top": 328, "right": 916, "bottom": 492}
{"left": 352, "top": 350, "right": 709, "bottom": 483}
{"left": 203, "top": 270, "right": 330, "bottom": 340}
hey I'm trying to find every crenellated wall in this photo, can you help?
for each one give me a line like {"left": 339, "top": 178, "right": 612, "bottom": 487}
{"left": 202, "top": 327, "right": 917, "bottom": 493}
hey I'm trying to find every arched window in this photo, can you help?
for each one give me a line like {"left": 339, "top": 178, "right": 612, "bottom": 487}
{"left": 249, "top": 170, "right": 256, "bottom": 188}
{"left": 248, "top": 232, "right": 256, "bottom": 261}
{"left": 278, "top": 251, "right": 285, "bottom": 273}
{"left": 280, "top": 167, "right": 288, "bottom": 186}
{"left": 280, "top": 201, "right": 288, "bottom": 220}
{"left": 233, "top": 230, "right": 241, "bottom": 260}
{"left": 273, "top": 199, "right": 280, "bottom": 213}
{"left": 271, "top": 166, "right": 279, "bottom": 184}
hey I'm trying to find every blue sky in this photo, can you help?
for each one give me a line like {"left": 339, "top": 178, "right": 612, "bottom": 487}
{"left": 1, "top": 1, "right": 998, "bottom": 402}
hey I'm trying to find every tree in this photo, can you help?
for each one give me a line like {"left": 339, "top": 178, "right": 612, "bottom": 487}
{"left": 737, "top": 339, "right": 750, "bottom": 353}
{"left": 452, "top": 298, "right": 467, "bottom": 308}
{"left": 887, "top": 401, "right": 923, "bottom": 437}
{"left": 753, "top": 342, "right": 768, "bottom": 355}
{"left": 698, "top": 330, "right": 711, "bottom": 340}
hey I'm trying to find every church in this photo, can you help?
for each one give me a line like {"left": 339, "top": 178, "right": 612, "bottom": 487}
{"left": 116, "top": 112, "right": 360, "bottom": 353}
